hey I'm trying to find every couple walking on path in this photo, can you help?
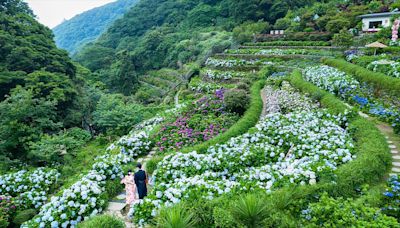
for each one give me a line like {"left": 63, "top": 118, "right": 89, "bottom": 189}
{"left": 120, "top": 163, "right": 148, "bottom": 205}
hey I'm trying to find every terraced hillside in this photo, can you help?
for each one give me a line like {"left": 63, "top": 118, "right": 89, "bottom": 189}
{"left": 3, "top": 38, "right": 400, "bottom": 228}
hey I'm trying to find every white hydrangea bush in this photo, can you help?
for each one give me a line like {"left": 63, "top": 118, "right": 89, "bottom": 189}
{"left": 0, "top": 168, "right": 60, "bottom": 209}
{"left": 204, "top": 69, "right": 246, "bottom": 80}
{"left": 303, "top": 65, "right": 359, "bottom": 96}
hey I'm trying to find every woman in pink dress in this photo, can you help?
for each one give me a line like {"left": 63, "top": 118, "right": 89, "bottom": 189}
{"left": 120, "top": 170, "right": 138, "bottom": 205}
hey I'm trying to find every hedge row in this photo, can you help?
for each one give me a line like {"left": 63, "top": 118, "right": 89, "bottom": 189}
{"left": 323, "top": 58, "right": 400, "bottom": 97}
{"left": 244, "top": 40, "right": 331, "bottom": 47}
{"left": 181, "top": 80, "right": 265, "bottom": 153}
{"left": 288, "top": 70, "right": 391, "bottom": 197}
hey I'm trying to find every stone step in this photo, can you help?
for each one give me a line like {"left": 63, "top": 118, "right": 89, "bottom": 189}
{"left": 387, "top": 140, "right": 393, "bottom": 144}
{"left": 116, "top": 194, "right": 126, "bottom": 200}
{"left": 385, "top": 136, "right": 389, "bottom": 139}
{"left": 358, "top": 111, "right": 369, "bottom": 118}
{"left": 392, "top": 167, "right": 400, "bottom": 172}
{"left": 106, "top": 202, "right": 126, "bottom": 212}
{"left": 392, "top": 155, "right": 400, "bottom": 160}
{"left": 389, "top": 145, "right": 397, "bottom": 149}
{"left": 393, "top": 162, "right": 400, "bottom": 167}
{"left": 391, "top": 150, "right": 398, "bottom": 154}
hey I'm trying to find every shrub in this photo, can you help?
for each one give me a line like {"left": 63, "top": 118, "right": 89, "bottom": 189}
{"left": 236, "top": 82, "right": 250, "bottom": 91}
{"left": 105, "top": 178, "right": 124, "bottom": 199}
{"left": 93, "top": 93, "right": 153, "bottom": 135}
{"left": 146, "top": 156, "right": 163, "bottom": 175}
{"left": 231, "top": 193, "right": 268, "bottom": 228}
{"left": 78, "top": 215, "right": 125, "bottom": 228}
{"left": 325, "top": 18, "right": 350, "bottom": 33}
{"left": 233, "top": 21, "right": 270, "bottom": 44}
{"left": 301, "top": 193, "right": 399, "bottom": 227}
{"left": 154, "top": 203, "right": 196, "bottom": 228}
{"left": 12, "top": 209, "right": 37, "bottom": 225}
{"left": 224, "top": 89, "right": 250, "bottom": 115}
{"left": 332, "top": 29, "right": 353, "bottom": 48}
{"left": 28, "top": 128, "right": 91, "bottom": 164}
{"left": 213, "top": 207, "right": 238, "bottom": 228}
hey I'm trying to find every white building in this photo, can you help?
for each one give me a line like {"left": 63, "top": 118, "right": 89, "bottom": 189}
{"left": 359, "top": 11, "right": 400, "bottom": 33}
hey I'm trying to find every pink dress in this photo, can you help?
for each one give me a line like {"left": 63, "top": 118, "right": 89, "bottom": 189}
{"left": 121, "top": 175, "right": 138, "bottom": 204}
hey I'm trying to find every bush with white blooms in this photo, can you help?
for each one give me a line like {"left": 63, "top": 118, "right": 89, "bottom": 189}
{"left": 0, "top": 168, "right": 60, "bottom": 209}
{"left": 128, "top": 83, "right": 355, "bottom": 224}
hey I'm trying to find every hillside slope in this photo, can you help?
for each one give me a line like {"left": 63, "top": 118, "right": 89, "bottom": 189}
{"left": 53, "top": 0, "right": 138, "bottom": 54}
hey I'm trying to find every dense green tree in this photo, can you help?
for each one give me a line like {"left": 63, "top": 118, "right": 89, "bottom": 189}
{"left": 0, "top": 87, "right": 61, "bottom": 159}
{"left": 92, "top": 94, "right": 150, "bottom": 135}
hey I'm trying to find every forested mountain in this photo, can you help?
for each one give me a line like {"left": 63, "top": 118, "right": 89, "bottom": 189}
{"left": 53, "top": 0, "right": 138, "bottom": 55}
{"left": 74, "top": 0, "right": 317, "bottom": 95}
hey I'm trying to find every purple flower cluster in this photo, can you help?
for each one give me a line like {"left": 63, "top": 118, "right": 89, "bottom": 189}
{"left": 155, "top": 89, "right": 238, "bottom": 152}
{"left": 0, "top": 195, "right": 17, "bottom": 225}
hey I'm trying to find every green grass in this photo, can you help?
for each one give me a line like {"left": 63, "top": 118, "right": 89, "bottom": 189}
{"left": 78, "top": 215, "right": 125, "bottom": 228}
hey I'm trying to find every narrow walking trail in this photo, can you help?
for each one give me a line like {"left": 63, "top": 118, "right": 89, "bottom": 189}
{"left": 104, "top": 150, "right": 157, "bottom": 228}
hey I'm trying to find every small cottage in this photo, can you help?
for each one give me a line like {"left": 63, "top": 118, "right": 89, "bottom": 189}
{"left": 358, "top": 11, "right": 400, "bottom": 33}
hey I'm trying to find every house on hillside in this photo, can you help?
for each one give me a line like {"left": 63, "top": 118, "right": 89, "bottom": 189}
{"left": 358, "top": 11, "right": 400, "bottom": 33}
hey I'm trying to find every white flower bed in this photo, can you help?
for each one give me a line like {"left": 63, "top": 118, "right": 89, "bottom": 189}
{"left": 264, "top": 82, "right": 319, "bottom": 114}
{"left": 205, "top": 57, "right": 272, "bottom": 68}
{"left": 0, "top": 168, "right": 60, "bottom": 209}
{"left": 129, "top": 109, "right": 354, "bottom": 224}
{"left": 204, "top": 69, "right": 245, "bottom": 80}
{"left": 367, "top": 60, "right": 400, "bottom": 78}
{"left": 303, "top": 66, "right": 359, "bottom": 96}
{"left": 189, "top": 82, "right": 222, "bottom": 93}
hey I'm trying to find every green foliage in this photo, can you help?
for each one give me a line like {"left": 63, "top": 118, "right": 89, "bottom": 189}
{"left": 233, "top": 21, "right": 270, "bottom": 44}
{"left": 146, "top": 156, "right": 163, "bottom": 175}
{"left": 224, "top": 89, "right": 250, "bottom": 115}
{"left": 231, "top": 193, "right": 269, "bottom": 228}
{"left": 0, "top": 87, "right": 61, "bottom": 159}
{"left": 154, "top": 203, "right": 196, "bottom": 228}
{"left": 302, "top": 193, "right": 399, "bottom": 227}
{"left": 28, "top": 128, "right": 91, "bottom": 164}
{"left": 325, "top": 18, "right": 351, "bottom": 33}
{"left": 53, "top": 0, "right": 138, "bottom": 54}
{"left": 78, "top": 215, "right": 125, "bottom": 228}
{"left": 213, "top": 207, "right": 238, "bottom": 228}
{"left": 93, "top": 93, "right": 150, "bottom": 135}
{"left": 12, "top": 209, "right": 37, "bottom": 226}
{"left": 323, "top": 58, "right": 400, "bottom": 97}
{"left": 332, "top": 29, "right": 353, "bottom": 47}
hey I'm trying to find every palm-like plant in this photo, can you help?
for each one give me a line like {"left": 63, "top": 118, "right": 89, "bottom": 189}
{"left": 154, "top": 203, "right": 196, "bottom": 228}
{"left": 231, "top": 193, "right": 269, "bottom": 228}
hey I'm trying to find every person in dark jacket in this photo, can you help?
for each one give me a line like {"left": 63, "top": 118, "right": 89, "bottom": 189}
{"left": 134, "top": 163, "right": 148, "bottom": 199}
